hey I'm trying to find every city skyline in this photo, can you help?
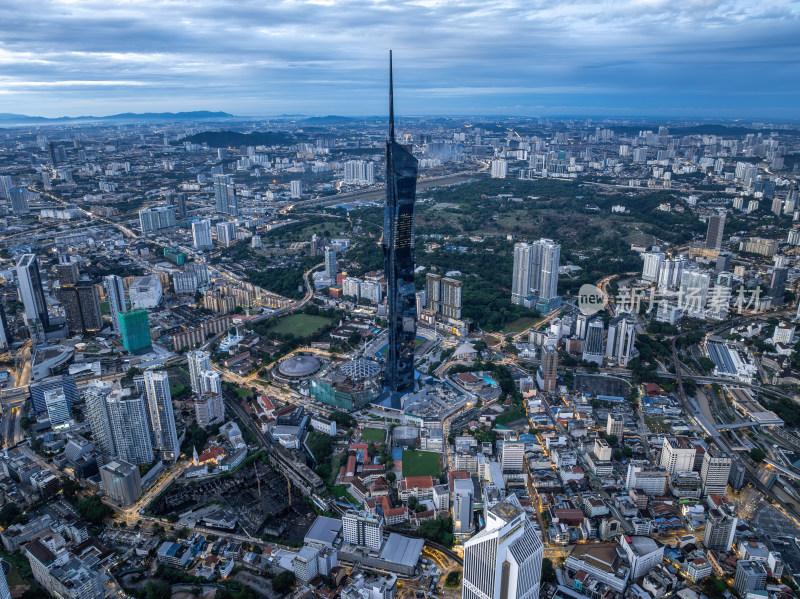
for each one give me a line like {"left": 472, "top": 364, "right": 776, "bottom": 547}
{"left": 0, "top": 0, "right": 798, "bottom": 119}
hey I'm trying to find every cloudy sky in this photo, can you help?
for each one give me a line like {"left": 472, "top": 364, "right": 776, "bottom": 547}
{"left": 1, "top": 0, "right": 798, "bottom": 118}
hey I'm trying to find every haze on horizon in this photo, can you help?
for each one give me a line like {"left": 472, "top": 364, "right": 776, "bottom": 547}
{"left": 1, "top": 0, "right": 799, "bottom": 120}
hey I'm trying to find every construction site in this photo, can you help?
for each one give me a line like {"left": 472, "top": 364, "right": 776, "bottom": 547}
{"left": 149, "top": 458, "right": 317, "bottom": 541}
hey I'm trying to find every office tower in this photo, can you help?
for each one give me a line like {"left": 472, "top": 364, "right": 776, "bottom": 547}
{"left": 342, "top": 510, "right": 384, "bottom": 550}
{"left": 734, "top": 561, "right": 767, "bottom": 596}
{"left": 29, "top": 374, "right": 78, "bottom": 414}
{"left": 453, "top": 478, "right": 475, "bottom": 535}
{"left": 84, "top": 381, "right": 115, "bottom": 455}
{"left": 705, "top": 210, "right": 726, "bottom": 250}
{"left": 119, "top": 309, "right": 152, "bottom": 354}
{"left": 192, "top": 219, "right": 213, "bottom": 249}
{"left": 490, "top": 159, "right": 507, "bottom": 178}
{"left": 463, "top": 496, "right": 543, "bottom": 599}
{"left": 575, "top": 313, "right": 589, "bottom": 339}
{"left": 659, "top": 436, "right": 696, "bottom": 475}
{"left": 175, "top": 192, "right": 187, "bottom": 218}
{"left": 642, "top": 251, "right": 665, "bottom": 283}
{"left": 310, "top": 234, "right": 320, "bottom": 256}
{"left": 607, "top": 414, "right": 624, "bottom": 437}
{"left": 0, "top": 560, "right": 10, "bottom": 599}
{"left": 701, "top": 451, "right": 731, "bottom": 497}
{"left": 16, "top": 254, "right": 49, "bottom": 327}
{"left": 605, "top": 314, "right": 635, "bottom": 366}
{"left": 44, "top": 389, "right": 71, "bottom": 428}
{"left": 425, "top": 274, "right": 463, "bottom": 320}
{"left": 501, "top": 441, "right": 525, "bottom": 472}
{"left": 538, "top": 343, "right": 558, "bottom": 392}
{"left": 0, "top": 306, "right": 11, "bottom": 350}
{"left": 324, "top": 247, "right": 337, "bottom": 279}
{"left": 99, "top": 459, "right": 142, "bottom": 506}
{"left": 9, "top": 189, "right": 30, "bottom": 215}
{"left": 56, "top": 284, "right": 102, "bottom": 334}
{"left": 106, "top": 390, "right": 154, "bottom": 465}
{"left": 770, "top": 267, "right": 788, "bottom": 303}
{"left": 0, "top": 175, "right": 12, "bottom": 199}
{"left": 678, "top": 269, "right": 711, "bottom": 314}
{"left": 582, "top": 320, "right": 604, "bottom": 365}
{"left": 217, "top": 221, "right": 236, "bottom": 246}
{"left": 103, "top": 275, "right": 126, "bottom": 335}
{"left": 187, "top": 350, "right": 211, "bottom": 394}
{"left": 144, "top": 370, "right": 179, "bottom": 460}
{"left": 382, "top": 55, "right": 419, "bottom": 398}
{"left": 214, "top": 174, "right": 234, "bottom": 214}
{"left": 657, "top": 257, "right": 685, "bottom": 290}
{"left": 511, "top": 239, "right": 560, "bottom": 306}
{"left": 715, "top": 251, "right": 732, "bottom": 274}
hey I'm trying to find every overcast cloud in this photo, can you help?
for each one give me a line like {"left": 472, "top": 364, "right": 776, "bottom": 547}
{"left": 0, "top": 0, "right": 798, "bottom": 118}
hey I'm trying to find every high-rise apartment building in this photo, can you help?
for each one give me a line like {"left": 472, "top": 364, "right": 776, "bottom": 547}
{"left": 490, "top": 159, "right": 507, "bottom": 178}
{"left": 0, "top": 560, "right": 11, "bottom": 599}
{"left": 192, "top": 219, "right": 213, "bottom": 249}
{"left": 103, "top": 275, "right": 126, "bottom": 336}
{"left": 700, "top": 451, "right": 731, "bottom": 497}
{"left": 9, "top": 189, "right": 30, "bottom": 215}
{"left": 83, "top": 381, "right": 115, "bottom": 456}
{"left": 642, "top": 251, "right": 665, "bottom": 283}
{"left": 106, "top": 390, "right": 154, "bottom": 465}
{"left": 678, "top": 269, "right": 711, "bottom": 315}
{"left": 290, "top": 180, "right": 303, "bottom": 199}
{"left": 425, "top": 274, "right": 463, "bottom": 320}
{"left": 657, "top": 257, "right": 685, "bottom": 290}
{"left": 324, "top": 247, "right": 337, "bottom": 279}
{"left": 383, "top": 55, "right": 418, "bottom": 399}
{"left": 56, "top": 284, "right": 102, "bottom": 334}
{"left": 195, "top": 392, "right": 225, "bottom": 428}
{"left": 214, "top": 174, "right": 238, "bottom": 215}
{"left": 463, "top": 496, "right": 543, "bottom": 599}
{"left": 217, "top": 221, "right": 236, "bottom": 247}
{"left": 187, "top": 350, "right": 211, "bottom": 394}
{"left": 342, "top": 510, "right": 384, "bottom": 550}
{"left": 705, "top": 210, "right": 726, "bottom": 251}
{"left": 659, "top": 436, "right": 696, "bottom": 475}
{"left": 511, "top": 239, "right": 560, "bottom": 306}
{"left": 144, "top": 370, "right": 179, "bottom": 460}
{"left": 119, "top": 309, "right": 151, "bottom": 354}
{"left": 100, "top": 459, "right": 142, "bottom": 506}
{"left": 16, "top": 254, "right": 50, "bottom": 327}
{"left": 343, "top": 160, "right": 375, "bottom": 185}
{"left": 138, "top": 206, "right": 177, "bottom": 232}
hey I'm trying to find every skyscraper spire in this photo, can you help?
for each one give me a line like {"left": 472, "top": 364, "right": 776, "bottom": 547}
{"left": 389, "top": 50, "right": 394, "bottom": 142}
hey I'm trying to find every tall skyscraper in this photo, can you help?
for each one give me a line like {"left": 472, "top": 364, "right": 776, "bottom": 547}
{"left": 324, "top": 247, "right": 337, "bottom": 279}
{"left": 84, "top": 381, "right": 115, "bottom": 456}
{"left": 56, "top": 284, "right": 103, "bottom": 334}
{"left": 0, "top": 306, "right": 12, "bottom": 351}
{"left": 119, "top": 309, "right": 152, "bottom": 354}
{"left": 382, "top": 53, "right": 419, "bottom": 398}
{"left": 187, "top": 350, "right": 211, "bottom": 394}
{"left": 217, "top": 221, "right": 236, "bottom": 246}
{"left": 642, "top": 251, "right": 665, "bottom": 283}
{"left": 453, "top": 478, "right": 475, "bottom": 535}
{"left": 715, "top": 251, "right": 732, "bottom": 274}
{"left": 511, "top": 239, "right": 560, "bottom": 306}
{"left": 657, "top": 257, "right": 685, "bottom": 290}
{"left": 107, "top": 390, "right": 154, "bottom": 465}
{"left": 701, "top": 451, "right": 731, "bottom": 497}
{"left": 463, "top": 495, "right": 543, "bottom": 599}
{"left": 706, "top": 210, "right": 726, "bottom": 251}
{"left": 679, "top": 269, "right": 711, "bottom": 314}
{"left": 538, "top": 343, "right": 558, "bottom": 392}
{"left": 104, "top": 275, "right": 126, "bottom": 335}
{"left": 0, "top": 561, "right": 10, "bottom": 599}
{"left": 8, "top": 189, "right": 30, "bottom": 215}
{"left": 192, "top": 219, "right": 213, "bottom": 249}
{"left": 770, "top": 267, "right": 788, "bottom": 303}
{"left": 214, "top": 174, "right": 236, "bottom": 215}
{"left": 582, "top": 320, "right": 605, "bottom": 365}
{"left": 605, "top": 314, "right": 636, "bottom": 366}
{"left": 290, "top": 180, "right": 303, "bottom": 199}
{"left": 144, "top": 370, "right": 179, "bottom": 460}
{"left": 16, "top": 254, "right": 50, "bottom": 327}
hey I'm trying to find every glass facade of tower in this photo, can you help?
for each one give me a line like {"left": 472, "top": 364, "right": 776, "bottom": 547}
{"left": 119, "top": 309, "right": 152, "bottom": 354}
{"left": 383, "top": 137, "right": 418, "bottom": 397}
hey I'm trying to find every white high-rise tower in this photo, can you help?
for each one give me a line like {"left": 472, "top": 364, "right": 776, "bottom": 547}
{"left": 103, "top": 274, "right": 126, "bottom": 335}
{"left": 144, "top": 370, "right": 179, "bottom": 460}
{"left": 187, "top": 350, "right": 211, "bottom": 394}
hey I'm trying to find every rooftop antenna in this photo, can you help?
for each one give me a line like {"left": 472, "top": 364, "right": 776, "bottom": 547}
{"left": 389, "top": 50, "right": 395, "bottom": 142}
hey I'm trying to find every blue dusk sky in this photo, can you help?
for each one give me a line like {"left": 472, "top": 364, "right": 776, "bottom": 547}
{"left": 0, "top": 0, "right": 798, "bottom": 119}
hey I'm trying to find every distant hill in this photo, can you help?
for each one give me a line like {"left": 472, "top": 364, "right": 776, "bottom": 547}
{"left": 178, "top": 130, "right": 295, "bottom": 148}
{"left": 300, "top": 115, "right": 359, "bottom": 124}
{"left": 0, "top": 111, "right": 235, "bottom": 125}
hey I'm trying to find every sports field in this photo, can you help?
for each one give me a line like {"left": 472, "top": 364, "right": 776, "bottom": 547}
{"left": 402, "top": 450, "right": 441, "bottom": 478}
{"left": 270, "top": 313, "right": 334, "bottom": 337}
{"left": 361, "top": 428, "right": 386, "bottom": 443}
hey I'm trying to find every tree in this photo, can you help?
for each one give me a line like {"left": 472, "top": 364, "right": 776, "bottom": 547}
{"left": 76, "top": 495, "right": 113, "bottom": 524}
{"left": 272, "top": 571, "right": 296, "bottom": 594}
{"left": 0, "top": 503, "right": 22, "bottom": 527}
{"left": 604, "top": 435, "right": 618, "bottom": 446}
{"left": 541, "top": 558, "right": 557, "bottom": 584}
{"left": 145, "top": 580, "right": 172, "bottom": 599}
{"left": 750, "top": 448, "right": 766, "bottom": 462}
{"left": 386, "top": 471, "right": 396, "bottom": 483}
{"left": 445, "top": 570, "right": 462, "bottom": 587}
